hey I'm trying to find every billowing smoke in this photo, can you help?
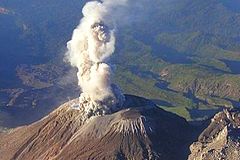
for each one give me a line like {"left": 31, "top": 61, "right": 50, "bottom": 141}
{"left": 66, "top": 0, "right": 127, "bottom": 116}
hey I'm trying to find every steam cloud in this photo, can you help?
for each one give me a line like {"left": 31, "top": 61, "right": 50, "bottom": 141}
{"left": 66, "top": 0, "right": 127, "bottom": 116}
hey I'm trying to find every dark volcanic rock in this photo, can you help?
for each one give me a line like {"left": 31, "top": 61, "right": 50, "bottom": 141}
{"left": 0, "top": 95, "right": 191, "bottom": 160}
{"left": 188, "top": 109, "right": 240, "bottom": 160}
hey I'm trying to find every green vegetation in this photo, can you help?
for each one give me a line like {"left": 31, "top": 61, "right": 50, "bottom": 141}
{"left": 1, "top": 0, "right": 240, "bottom": 123}
{"left": 156, "top": 32, "right": 240, "bottom": 60}
{"left": 112, "top": 8, "right": 240, "bottom": 120}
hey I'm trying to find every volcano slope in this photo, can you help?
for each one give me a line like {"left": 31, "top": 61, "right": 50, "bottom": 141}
{"left": 0, "top": 95, "right": 192, "bottom": 160}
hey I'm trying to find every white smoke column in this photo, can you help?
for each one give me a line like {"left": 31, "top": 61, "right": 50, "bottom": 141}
{"left": 66, "top": 0, "right": 127, "bottom": 116}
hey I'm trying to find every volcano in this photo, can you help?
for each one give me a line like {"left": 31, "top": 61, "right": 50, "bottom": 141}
{"left": 0, "top": 95, "right": 192, "bottom": 160}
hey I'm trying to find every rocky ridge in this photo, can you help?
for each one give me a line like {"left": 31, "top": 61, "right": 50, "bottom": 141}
{"left": 188, "top": 109, "right": 240, "bottom": 160}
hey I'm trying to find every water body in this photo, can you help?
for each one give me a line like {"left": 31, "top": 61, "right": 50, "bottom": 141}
{"left": 221, "top": 59, "right": 240, "bottom": 74}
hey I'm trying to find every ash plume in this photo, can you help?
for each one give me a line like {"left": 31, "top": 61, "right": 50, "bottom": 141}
{"left": 65, "top": 0, "right": 127, "bottom": 116}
